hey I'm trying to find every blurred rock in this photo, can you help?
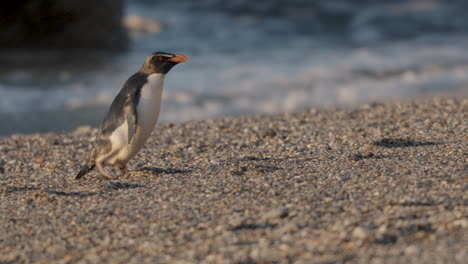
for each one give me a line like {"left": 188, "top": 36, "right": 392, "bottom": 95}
{"left": 71, "top": 125, "right": 94, "bottom": 136}
{"left": 0, "top": 0, "right": 128, "bottom": 50}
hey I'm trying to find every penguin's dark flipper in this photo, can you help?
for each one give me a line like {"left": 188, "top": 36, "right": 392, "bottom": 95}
{"left": 123, "top": 88, "right": 139, "bottom": 144}
{"left": 125, "top": 102, "right": 136, "bottom": 144}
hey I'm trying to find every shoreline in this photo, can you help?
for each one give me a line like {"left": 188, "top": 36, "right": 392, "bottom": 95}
{"left": 1, "top": 97, "right": 466, "bottom": 263}
{"left": 1, "top": 90, "right": 467, "bottom": 137}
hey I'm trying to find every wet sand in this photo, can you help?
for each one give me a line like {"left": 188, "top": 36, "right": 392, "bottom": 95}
{"left": 0, "top": 97, "right": 466, "bottom": 263}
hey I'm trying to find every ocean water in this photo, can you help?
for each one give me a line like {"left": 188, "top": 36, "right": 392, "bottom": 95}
{"left": 1, "top": 0, "right": 468, "bottom": 135}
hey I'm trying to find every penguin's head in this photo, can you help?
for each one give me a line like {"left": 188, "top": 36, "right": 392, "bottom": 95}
{"left": 140, "top": 52, "right": 188, "bottom": 74}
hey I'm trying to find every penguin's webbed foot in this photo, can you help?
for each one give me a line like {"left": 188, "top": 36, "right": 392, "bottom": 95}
{"left": 96, "top": 161, "right": 114, "bottom": 180}
{"left": 119, "top": 166, "right": 128, "bottom": 177}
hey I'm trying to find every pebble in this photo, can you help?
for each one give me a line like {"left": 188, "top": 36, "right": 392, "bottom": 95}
{"left": 352, "top": 226, "right": 372, "bottom": 240}
{"left": 404, "top": 245, "right": 421, "bottom": 256}
{"left": 71, "top": 125, "right": 94, "bottom": 136}
{"left": 261, "top": 207, "right": 289, "bottom": 223}
{"left": 277, "top": 222, "right": 299, "bottom": 234}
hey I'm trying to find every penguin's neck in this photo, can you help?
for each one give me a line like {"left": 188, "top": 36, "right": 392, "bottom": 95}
{"left": 142, "top": 73, "right": 165, "bottom": 101}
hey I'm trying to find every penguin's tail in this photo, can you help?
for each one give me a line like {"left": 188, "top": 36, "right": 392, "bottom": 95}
{"left": 75, "top": 159, "right": 95, "bottom": 180}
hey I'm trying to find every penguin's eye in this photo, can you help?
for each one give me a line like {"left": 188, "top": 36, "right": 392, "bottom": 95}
{"left": 157, "top": 57, "right": 167, "bottom": 62}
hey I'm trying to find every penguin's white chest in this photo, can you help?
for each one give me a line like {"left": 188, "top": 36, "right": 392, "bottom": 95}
{"left": 109, "top": 73, "right": 165, "bottom": 164}
{"left": 135, "top": 73, "right": 165, "bottom": 142}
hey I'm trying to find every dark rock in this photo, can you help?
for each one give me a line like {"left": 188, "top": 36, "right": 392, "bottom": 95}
{"left": 260, "top": 129, "right": 277, "bottom": 138}
{"left": 230, "top": 223, "right": 275, "bottom": 231}
{"left": 0, "top": 159, "right": 5, "bottom": 173}
{"left": 0, "top": 0, "right": 128, "bottom": 50}
{"left": 374, "top": 233, "right": 398, "bottom": 244}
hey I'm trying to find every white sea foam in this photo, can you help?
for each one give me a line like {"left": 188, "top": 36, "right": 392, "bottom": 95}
{"left": 1, "top": 38, "right": 467, "bottom": 125}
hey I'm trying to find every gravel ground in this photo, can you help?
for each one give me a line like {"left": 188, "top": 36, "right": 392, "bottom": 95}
{"left": 0, "top": 97, "right": 466, "bottom": 263}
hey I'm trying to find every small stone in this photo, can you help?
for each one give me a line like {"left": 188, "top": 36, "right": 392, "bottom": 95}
{"left": 229, "top": 216, "right": 245, "bottom": 228}
{"left": 279, "top": 243, "right": 290, "bottom": 251}
{"left": 261, "top": 207, "right": 289, "bottom": 223}
{"left": 0, "top": 159, "right": 5, "bottom": 173}
{"left": 260, "top": 129, "right": 277, "bottom": 138}
{"left": 404, "top": 245, "right": 420, "bottom": 256}
{"left": 352, "top": 226, "right": 371, "bottom": 240}
{"left": 277, "top": 222, "right": 299, "bottom": 234}
{"left": 451, "top": 219, "right": 467, "bottom": 228}
{"left": 72, "top": 125, "right": 93, "bottom": 136}
{"left": 348, "top": 153, "right": 365, "bottom": 161}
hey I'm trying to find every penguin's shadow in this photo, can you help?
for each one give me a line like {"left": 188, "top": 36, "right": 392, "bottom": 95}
{"left": 372, "top": 138, "right": 441, "bottom": 148}
{"left": 136, "top": 166, "right": 193, "bottom": 175}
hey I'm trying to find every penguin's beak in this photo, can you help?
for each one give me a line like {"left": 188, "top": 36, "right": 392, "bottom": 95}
{"left": 169, "top": 54, "right": 188, "bottom": 63}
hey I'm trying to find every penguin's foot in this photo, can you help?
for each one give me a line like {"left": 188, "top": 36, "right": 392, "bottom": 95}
{"left": 96, "top": 161, "right": 114, "bottom": 180}
{"left": 119, "top": 167, "right": 128, "bottom": 177}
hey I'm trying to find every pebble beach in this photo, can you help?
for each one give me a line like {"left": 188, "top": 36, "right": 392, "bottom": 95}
{"left": 0, "top": 97, "right": 466, "bottom": 263}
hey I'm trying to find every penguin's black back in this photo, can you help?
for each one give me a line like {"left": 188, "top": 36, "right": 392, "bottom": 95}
{"left": 75, "top": 72, "right": 148, "bottom": 180}
{"left": 99, "top": 72, "right": 147, "bottom": 136}
{"left": 93, "top": 72, "right": 148, "bottom": 154}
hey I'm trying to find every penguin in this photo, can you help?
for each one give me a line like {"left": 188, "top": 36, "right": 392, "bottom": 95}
{"left": 75, "top": 52, "right": 187, "bottom": 180}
